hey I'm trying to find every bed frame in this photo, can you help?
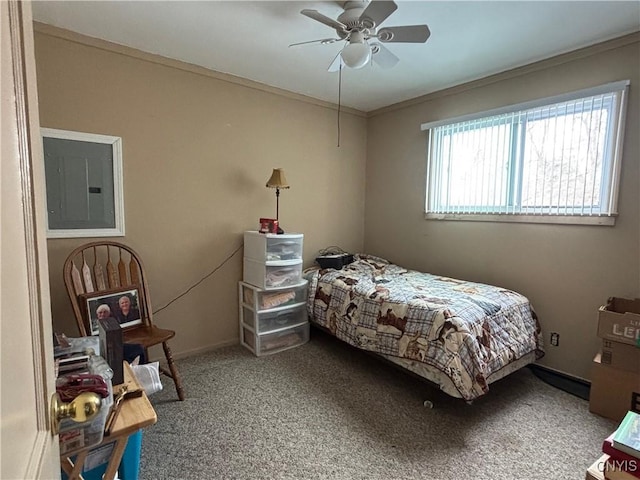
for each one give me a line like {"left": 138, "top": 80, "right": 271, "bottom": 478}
{"left": 304, "top": 254, "right": 544, "bottom": 404}
{"left": 310, "top": 322, "right": 537, "bottom": 407}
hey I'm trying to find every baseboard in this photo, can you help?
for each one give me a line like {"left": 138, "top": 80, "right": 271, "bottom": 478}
{"left": 527, "top": 364, "right": 591, "bottom": 400}
{"left": 147, "top": 339, "right": 239, "bottom": 363}
{"left": 172, "top": 340, "right": 239, "bottom": 360}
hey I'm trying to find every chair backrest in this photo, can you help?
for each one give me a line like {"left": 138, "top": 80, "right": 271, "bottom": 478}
{"left": 63, "top": 241, "right": 154, "bottom": 336}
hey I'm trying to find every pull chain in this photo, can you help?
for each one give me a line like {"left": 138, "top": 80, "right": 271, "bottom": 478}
{"left": 337, "top": 61, "right": 342, "bottom": 147}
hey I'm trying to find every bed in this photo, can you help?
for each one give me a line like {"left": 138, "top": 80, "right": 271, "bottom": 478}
{"left": 305, "top": 254, "right": 544, "bottom": 402}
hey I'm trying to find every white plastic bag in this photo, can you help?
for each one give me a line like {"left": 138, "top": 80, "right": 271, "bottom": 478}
{"left": 130, "top": 361, "right": 163, "bottom": 396}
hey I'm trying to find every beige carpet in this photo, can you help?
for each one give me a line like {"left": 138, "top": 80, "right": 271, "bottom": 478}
{"left": 140, "top": 328, "right": 616, "bottom": 480}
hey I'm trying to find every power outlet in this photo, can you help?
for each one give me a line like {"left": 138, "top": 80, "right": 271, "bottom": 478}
{"left": 550, "top": 332, "right": 560, "bottom": 346}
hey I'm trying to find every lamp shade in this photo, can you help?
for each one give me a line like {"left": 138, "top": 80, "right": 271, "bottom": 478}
{"left": 266, "top": 168, "right": 290, "bottom": 189}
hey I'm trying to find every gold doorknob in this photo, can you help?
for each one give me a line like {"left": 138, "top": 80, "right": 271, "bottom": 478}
{"left": 50, "top": 392, "right": 102, "bottom": 435}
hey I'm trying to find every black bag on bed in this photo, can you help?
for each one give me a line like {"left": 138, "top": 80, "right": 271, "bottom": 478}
{"left": 316, "top": 249, "right": 354, "bottom": 270}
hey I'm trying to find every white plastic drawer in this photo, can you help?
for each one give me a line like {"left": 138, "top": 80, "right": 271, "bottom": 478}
{"left": 265, "top": 238, "right": 303, "bottom": 262}
{"left": 244, "top": 231, "right": 303, "bottom": 262}
{"left": 242, "top": 304, "right": 307, "bottom": 333}
{"left": 243, "top": 258, "right": 303, "bottom": 289}
{"left": 241, "top": 323, "right": 309, "bottom": 356}
{"left": 259, "top": 323, "right": 309, "bottom": 355}
{"left": 240, "top": 281, "right": 307, "bottom": 311}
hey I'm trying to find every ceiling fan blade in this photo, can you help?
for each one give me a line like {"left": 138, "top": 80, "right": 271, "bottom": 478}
{"left": 327, "top": 51, "right": 344, "bottom": 72}
{"left": 371, "top": 42, "right": 399, "bottom": 69}
{"left": 289, "top": 38, "right": 340, "bottom": 47}
{"left": 301, "top": 9, "right": 346, "bottom": 31}
{"left": 359, "top": 1, "right": 398, "bottom": 28}
{"left": 377, "top": 25, "right": 431, "bottom": 43}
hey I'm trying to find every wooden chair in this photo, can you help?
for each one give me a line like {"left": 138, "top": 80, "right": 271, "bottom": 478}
{"left": 63, "top": 240, "right": 185, "bottom": 401}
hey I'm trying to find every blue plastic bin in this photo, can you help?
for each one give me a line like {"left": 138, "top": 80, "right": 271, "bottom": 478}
{"left": 119, "top": 430, "right": 143, "bottom": 479}
{"left": 61, "top": 430, "right": 143, "bottom": 480}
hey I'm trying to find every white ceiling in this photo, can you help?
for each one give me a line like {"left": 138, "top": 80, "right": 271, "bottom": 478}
{"left": 32, "top": 1, "right": 640, "bottom": 112}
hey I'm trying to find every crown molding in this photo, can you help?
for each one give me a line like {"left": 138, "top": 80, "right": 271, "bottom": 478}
{"left": 368, "top": 31, "right": 640, "bottom": 117}
{"left": 33, "top": 21, "right": 367, "bottom": 118}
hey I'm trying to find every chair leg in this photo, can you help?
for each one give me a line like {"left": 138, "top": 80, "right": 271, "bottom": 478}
{"left": 162, "top": 341, "right": 185, "bottom": 401}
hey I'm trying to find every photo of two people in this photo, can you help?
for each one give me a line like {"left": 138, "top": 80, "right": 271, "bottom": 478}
{"left": 86, "top": 288, "right": 142, "bottom": 335}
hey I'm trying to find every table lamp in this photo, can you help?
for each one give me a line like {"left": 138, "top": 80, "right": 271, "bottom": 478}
{"left": 265, "top": 168, "right": 289, "bottom": 234}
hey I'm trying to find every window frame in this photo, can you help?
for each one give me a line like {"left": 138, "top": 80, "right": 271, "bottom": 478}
{"left": 41, "top": 128, "right": 125, "bottom": 238}
{"left": 421, "top": 80, "right": 630, "bottom": 226}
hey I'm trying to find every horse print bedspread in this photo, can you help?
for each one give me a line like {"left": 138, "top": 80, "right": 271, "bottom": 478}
{"left": 306, "top": 254, "right": 544, "bottom": 401}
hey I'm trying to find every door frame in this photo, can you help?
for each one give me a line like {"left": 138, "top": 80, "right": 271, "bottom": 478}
{"left": 2, "top": 0, "right": 59, "bottom": 477}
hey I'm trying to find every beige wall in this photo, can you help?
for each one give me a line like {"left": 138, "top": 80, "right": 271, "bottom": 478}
{"left": 34, "top": 25, "right": 366, "bottom": 359}
{"left": 365, "top": 35, "right": 640, "bottom": 380}
{"left": 34, "top": 22, "right": 639, "bottom": 380}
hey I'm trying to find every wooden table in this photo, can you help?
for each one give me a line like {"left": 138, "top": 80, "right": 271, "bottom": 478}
{"left": 60, "top": 362, "right": 157, "bottom": 480}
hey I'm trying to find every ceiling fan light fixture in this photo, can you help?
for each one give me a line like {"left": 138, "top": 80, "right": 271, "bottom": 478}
{"left": 341, "top": 40, "right": 371, "bottom": 69}
{"left": 340, "top": 31, "right": 371, "bottom": 68}
{"left": 298, "top": 1, "right": 430, "bottom": 72}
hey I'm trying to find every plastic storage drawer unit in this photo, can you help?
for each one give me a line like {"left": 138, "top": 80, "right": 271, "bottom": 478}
{"left": 240, "top": 231, "right": 308, "bottom": 357}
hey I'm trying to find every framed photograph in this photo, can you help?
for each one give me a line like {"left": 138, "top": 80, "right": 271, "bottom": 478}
{"left": 82, "top": 287, "right": 142, "bottom": 335}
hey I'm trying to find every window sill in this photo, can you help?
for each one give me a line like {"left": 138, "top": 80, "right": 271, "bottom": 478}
{"left": 424, "top": 212, "right": 616, "bottom": 226}
{"left": 46, "top": 227, "right": 125, "bottom": 239}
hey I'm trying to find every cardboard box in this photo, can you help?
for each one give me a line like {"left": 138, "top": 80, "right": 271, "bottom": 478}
{"left": 602, "top": 339, "right": 640, "bottom": 373}
{"left": 590, "top": 353, "right": 640, "bottom": 422}
{"left": 598, "top": 297, "right": 640, "bottom": 347}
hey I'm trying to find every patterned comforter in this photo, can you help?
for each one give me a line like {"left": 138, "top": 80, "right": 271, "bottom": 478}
{"left": 306, "top": 254, "right": 544, "bottom": 401}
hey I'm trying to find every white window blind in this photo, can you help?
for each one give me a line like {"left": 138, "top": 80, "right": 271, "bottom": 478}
{"left": 421, "top": 81, "right": 629, "bottom": 225}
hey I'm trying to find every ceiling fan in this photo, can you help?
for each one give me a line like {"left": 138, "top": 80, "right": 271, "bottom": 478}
{"left": 291, "top": 1, "right": 431, "bottom": 71}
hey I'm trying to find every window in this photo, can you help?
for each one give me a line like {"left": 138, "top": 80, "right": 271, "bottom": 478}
{"left": 421, "top": 81, "right": 629, "bottom": 225}
{"left": 42, "top": 128, "right": 125, "bottom": 238}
